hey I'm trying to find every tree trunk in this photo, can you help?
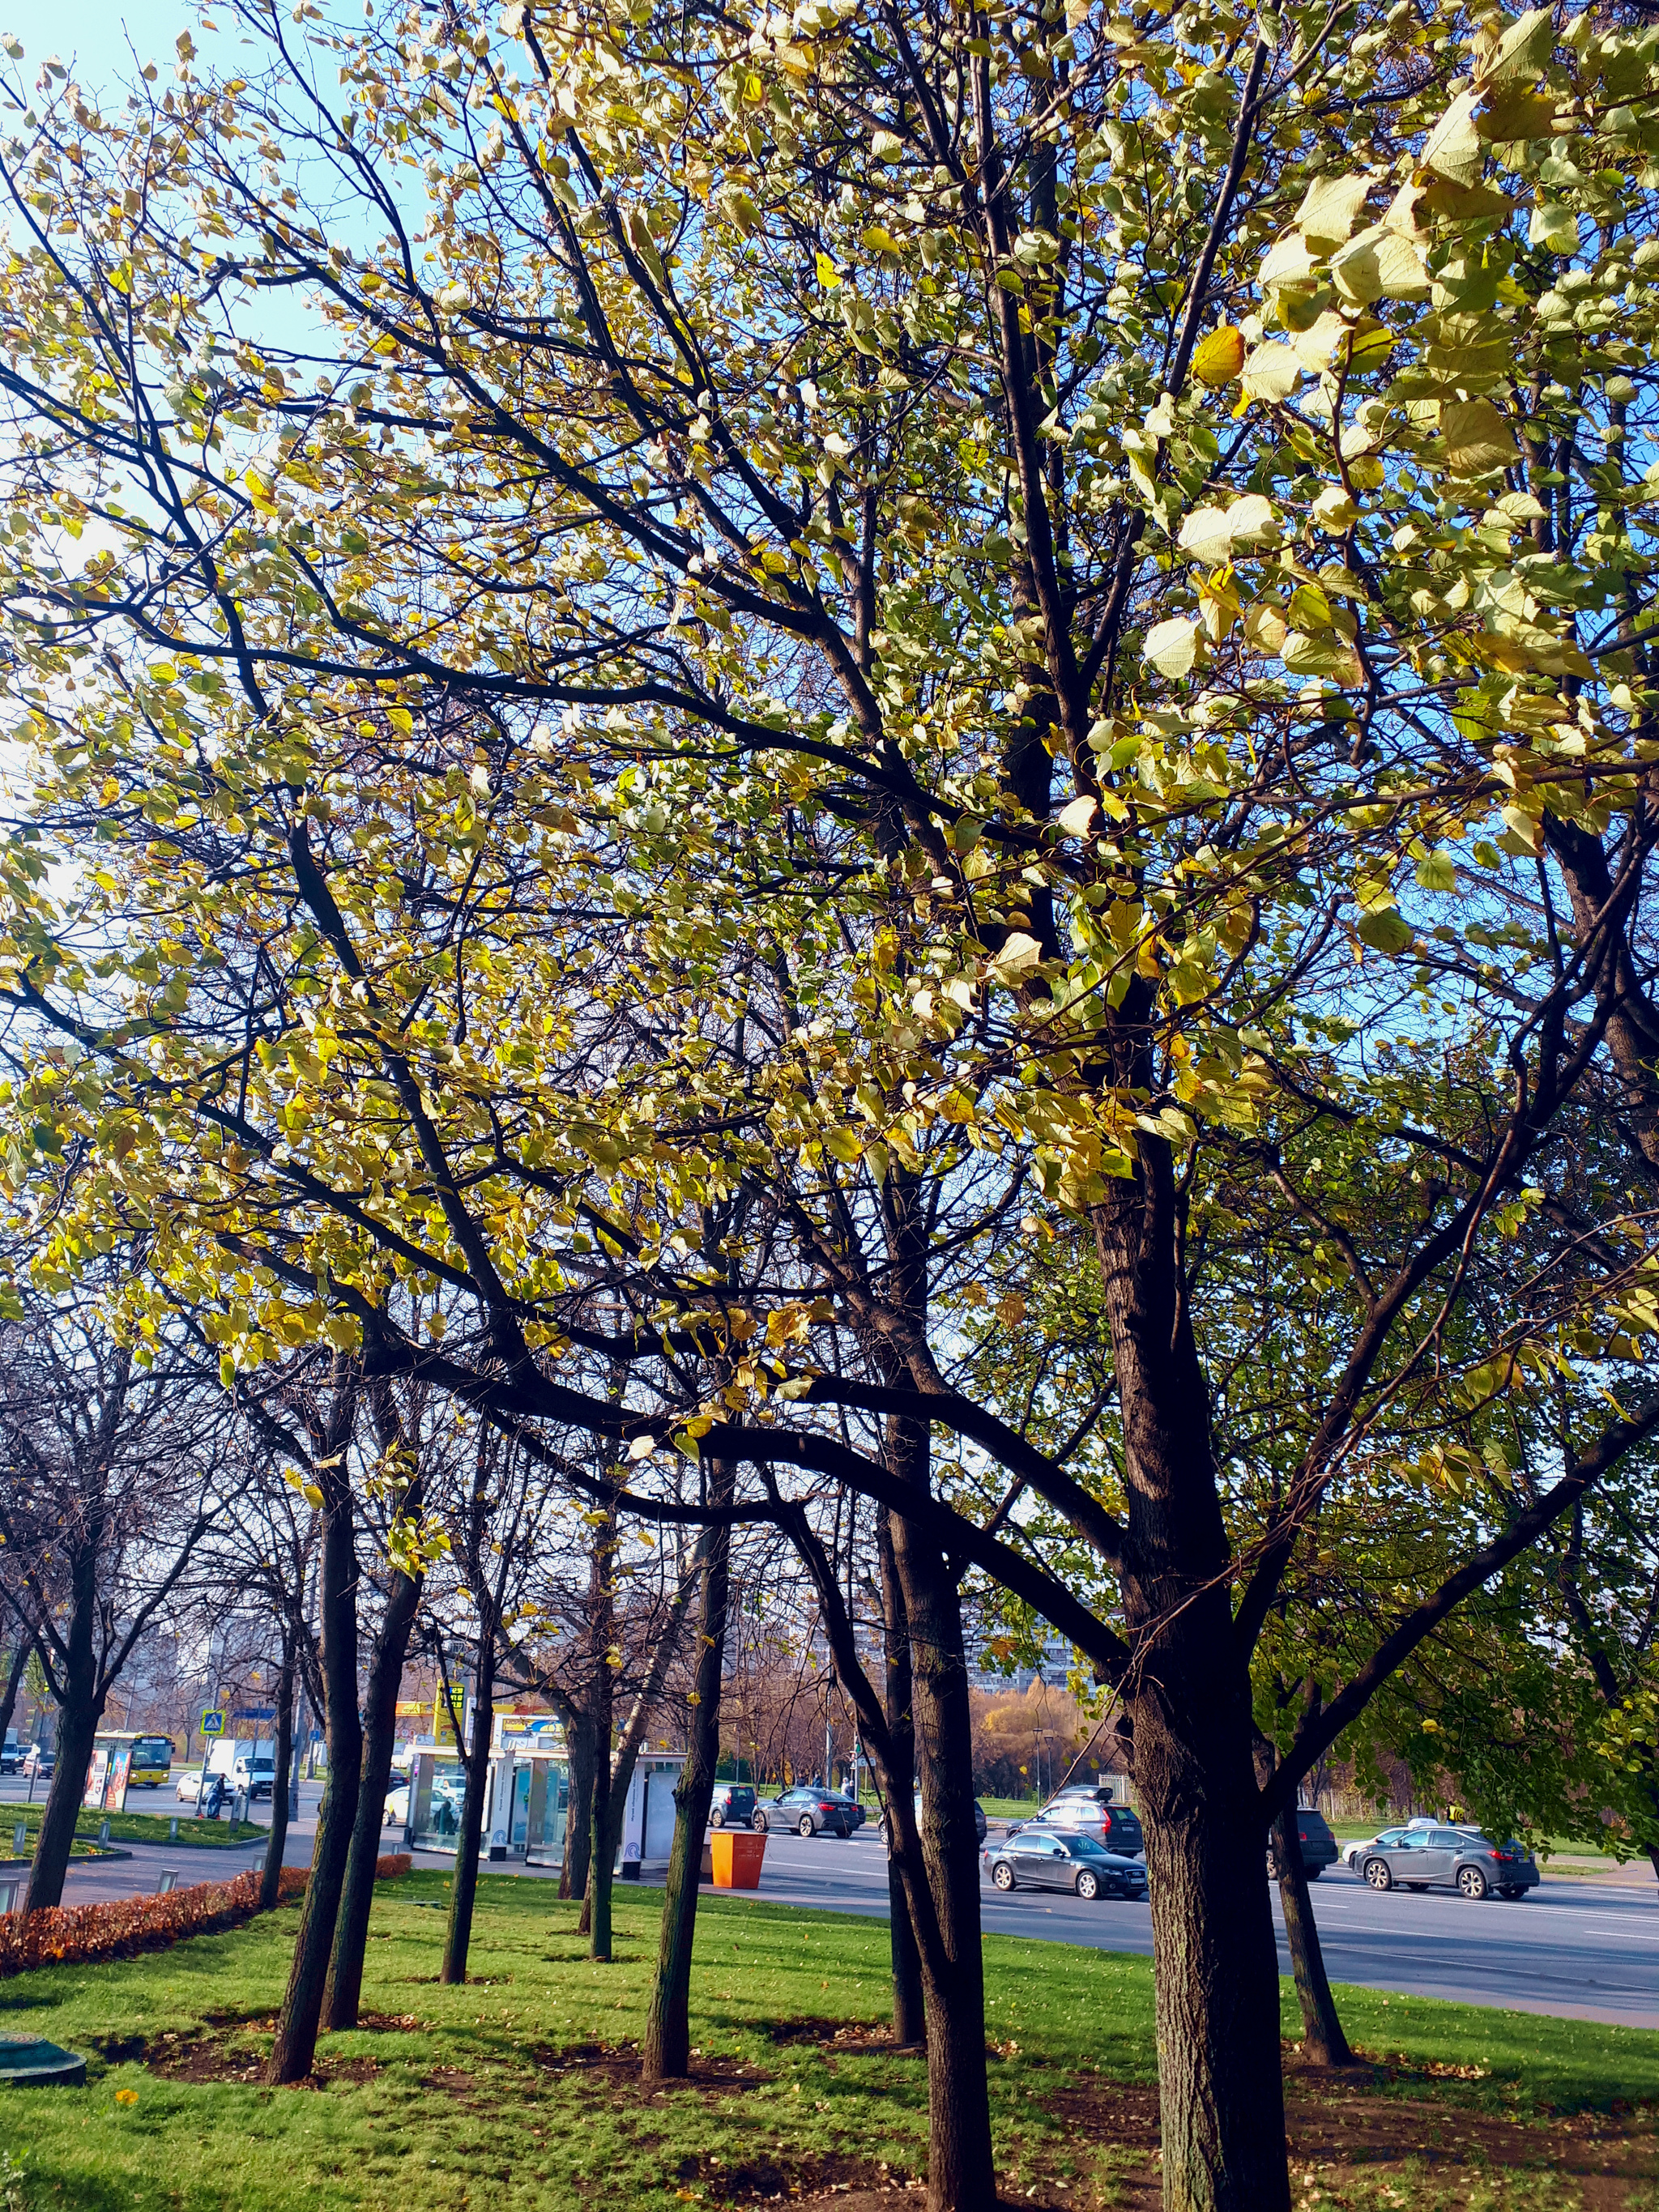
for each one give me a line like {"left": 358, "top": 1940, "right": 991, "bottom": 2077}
{"left": 260, "top": 1645, "right": 296, "bottom": 1912}
{"left": 586, "top": 1631, "right": 614, "bottom": 1959}
{"left": 26, "top": 1695, "right": 99, "bottom": 1913}
{"left": 1095, "top": 1161, "right": 1291, "bottom": 2212}
{"left": 887, "top": 1852, "right": 925, "bottom": 2046}
{"left": 267, "top": 1420, "right": 363, "bottom": 2086}
{"left": 325, "top": 1555, "right": 421, "bottom": 2026}
{"left": 561, "top": 1707, "right": 595, "bottom": 1901}
{"left": 643, "top": 1469, "right": 732, "bottom": 2079}
{"left": 440, "top": 1634, "right": 495, "bottom": 1985}
{"left": 1138, "top": 1715, "right": 1286, "bottom": 2212}
{"left": 885, "top": 1429, "right": 996, "bottom": 2212}
{"left": 26, "top": 1538, "right": 103, "bottom": 1915}
{"left": 0, "top": 1642, "right": 30, "bottom": 1767}
{"left": 877, "top": 1507, "right": 925, "bottom": 2046}
{"left": 579, "top": 1510, "right": 617, "bottom": 1953}
{"left": 1272, "top": 1803, "right": 1354, "bottom": 2066}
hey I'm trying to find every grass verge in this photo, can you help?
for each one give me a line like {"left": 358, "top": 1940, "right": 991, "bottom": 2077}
{"left": 0, "top": 1805, "right": 264, "bottom": 1854}
{"left": 0, "top": 1873, "right": 1648, "bottom": 2210}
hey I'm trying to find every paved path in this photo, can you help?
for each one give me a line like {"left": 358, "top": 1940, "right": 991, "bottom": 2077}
{"left": 31, "top": 1789, "right": 1659, "bottom": 2030}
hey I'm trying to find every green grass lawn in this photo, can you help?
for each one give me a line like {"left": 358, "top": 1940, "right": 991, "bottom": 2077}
{"left": 0, "top": 1873, "right": 1651, "bottom": 2210}
{"left": 0, "top": 1805, "right": 264, "bottom": 1856}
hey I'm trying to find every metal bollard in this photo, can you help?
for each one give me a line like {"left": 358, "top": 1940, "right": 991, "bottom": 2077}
{"left": 11, "top": 1822, "right": 23, "bottom": 1856}
{"left": 155, "top": 1869, "right": 177, "bottom": 1895}
{"left": 97, "top": 1818, "right": 111, "bottom": 1846}
{"left": 169, "top": 1818, "right": 178, "bottom": 1841}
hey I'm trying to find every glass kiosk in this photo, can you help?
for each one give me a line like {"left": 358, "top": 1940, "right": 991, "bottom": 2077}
{"left": 405, "top": 1715, "right": 571, "bottom": 1864}
{"left": 403, "top": 1719, "right": 683, "bottom": 1869}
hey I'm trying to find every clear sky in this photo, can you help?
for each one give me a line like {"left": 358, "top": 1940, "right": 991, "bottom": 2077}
{"left": 58, "top": 0, "right": 249, "bottom": 96}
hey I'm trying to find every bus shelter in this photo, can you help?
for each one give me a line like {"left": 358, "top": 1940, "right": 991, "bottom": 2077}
{"left": 403, "top": 1719, "right": 684, "bottom": 1872}
{"left": 405, "top": 1720, "right": 571, "bottom": 1865}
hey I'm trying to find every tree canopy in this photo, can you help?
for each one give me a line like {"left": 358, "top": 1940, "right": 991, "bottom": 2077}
{"left": 6, "top": 0, "right": 1659, "bottom": 2201}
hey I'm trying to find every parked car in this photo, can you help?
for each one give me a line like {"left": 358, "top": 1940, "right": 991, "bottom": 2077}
{"left": 878, "top": 1792, "right": 988, "bottom": 1844}
{"left": 0, "top": 1737, "right": 19, "bottom": 1776}
{"left": 383, "top": 1783, "right": 410, "bottom": 1828}
{"left": 756, "top": 1786, "right": 855, "bottom": 1837}
{"left": 21, "top": 1745, "right": 53, "bottom": 1780}
{"left": 983, "top": 1825, "right": 1148, "bottom": 1902}
{"left": 176, "top": 1768, "right": 235, "bottom": 1813}
{"left": 1356, "top": 1825, "right": 1539, "bottom": 1900}
{"left": 708, "top": 1783, "right": 758, "bottom": 1831}
{"left": 1343, "top": 1822, "right": 1439, "bottom": 1869}
{"left": 1024, "top": 1788, "right": 1143, "bottom": 1857}
{"left": 1269, "top": 1807, "right": 1340, "bottom": 1882}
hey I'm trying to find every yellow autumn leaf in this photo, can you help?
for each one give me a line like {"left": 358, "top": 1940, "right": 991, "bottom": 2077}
{"left": 1191, "top": 325, "right": 1244, "bottom": 388}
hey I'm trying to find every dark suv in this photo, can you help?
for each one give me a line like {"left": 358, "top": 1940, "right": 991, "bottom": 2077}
{"left": 1280, "top": 1807, "right": 1340, "bottom": 1881}
{"left": 708, "top": 1783, "right": 758, "bottom": 1831}
{"left": 757, "top": 1786, "right": 855, "bottom": 1837}
{"left": 1032, "top": 1788, "right": 1144, "bottom": 1857}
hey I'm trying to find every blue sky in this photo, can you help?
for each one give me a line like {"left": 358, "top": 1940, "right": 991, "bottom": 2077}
{"left": 58, "top": 0, "right": 245, "bottom": 95}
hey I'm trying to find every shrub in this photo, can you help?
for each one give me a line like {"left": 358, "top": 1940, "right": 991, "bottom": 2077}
{"left": 374, "top": 1853, "right": 412, "bottom": 1880}
{"left": 0, "top": 1863, "right": 307, "bottom": 1979}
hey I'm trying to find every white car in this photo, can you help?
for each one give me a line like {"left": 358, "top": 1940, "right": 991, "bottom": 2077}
{"left": 383, "top": 1784, "right": 410, "bottom": 1828}
{"left": 176, "top": 1770, "right": 233, "bottom": 1807}
{"left": 1343, "top": 1816, "right": 1439, "bottom": 1869}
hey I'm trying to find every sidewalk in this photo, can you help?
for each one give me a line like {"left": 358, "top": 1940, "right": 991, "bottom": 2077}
{"left": 1539, "top": 1854, "right": 1657, "bottom": 1890}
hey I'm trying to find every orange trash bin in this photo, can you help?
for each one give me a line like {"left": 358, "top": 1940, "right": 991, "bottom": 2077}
{"left": 710, "top": 1829, "right": 766, "bottom": 1888}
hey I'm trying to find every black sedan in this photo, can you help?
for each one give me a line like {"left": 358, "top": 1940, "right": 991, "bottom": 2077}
{"left": 983, "top": 1826, "right": 1148, "bottom": 1901}
{"left": 755, "top": 1786, "right": 855, "bottom": 1837}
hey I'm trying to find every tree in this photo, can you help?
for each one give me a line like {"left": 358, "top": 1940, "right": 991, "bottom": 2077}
{"left": 9, "top": 4, "right": 1659, "bottom": 2206}
{"left": 504, "top": 1458, "right": 701, "bottom": 1933}
{"left": 643, "top": 1459, "right": 734, "bottom": 2078}
{"left": 425, "top": 1421, "right": 547, "bottom": 1984}
{"left": 324, "top": 1374, "right": 440, "bottom": 2027}
{"left": 0, "top": 1287, "right": 219, "bottom": 1910}
{"left": 264, "top": 1354, "right": 361, "bottom": 2085}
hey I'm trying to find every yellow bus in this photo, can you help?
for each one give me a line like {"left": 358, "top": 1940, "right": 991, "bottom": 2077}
{"left": 93, "top": 1732, "right": 175, "bottom": 1790}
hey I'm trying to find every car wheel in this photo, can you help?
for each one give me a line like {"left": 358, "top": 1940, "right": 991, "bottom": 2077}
{"left": 1363, "top": 1857, "right": 1393, "bottom": 1891}
{"left": 992, "top": 1860, "right": 1015, "bottom": 1890}
{"left": 1304, "top": 1868, "right": 1322, "bottom": 1882}
{"left": 1498, "top": 1885, "right": 1525, "bottom": 1899}
{"left": 1457, "top": 1866, "right": 1489, "bottom": 1900}
{"left": 750, "top": 1810, "right": 767, "bottom": 1832}
{"left": 1076, "top": 1869, "right": 1100, "bottom": 1901}
{"left": 798, "top": 1814, "right": 816, "bottom": 1838}
{"left": 710, "top": 1809, "right": 725, "bottom": 1829}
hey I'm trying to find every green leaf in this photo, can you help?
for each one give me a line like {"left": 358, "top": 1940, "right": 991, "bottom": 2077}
{"left": 1356, "top": 907, "right": 1414, "bottom": 955}
{"left": 1143, "top": 616, "right": 1202, "bottom": 678}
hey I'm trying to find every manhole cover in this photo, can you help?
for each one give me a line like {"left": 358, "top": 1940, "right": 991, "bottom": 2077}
{"left": 0, "top": 2037, "right": 87, "bottom": 2086}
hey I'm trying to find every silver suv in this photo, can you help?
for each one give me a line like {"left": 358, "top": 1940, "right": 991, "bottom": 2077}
{"left": 1358, "top": 1825, "right": 1538, "bottom": 1901}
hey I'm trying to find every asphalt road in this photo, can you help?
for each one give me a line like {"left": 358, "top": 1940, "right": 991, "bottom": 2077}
{"left": 638, "top": 1826, "right": 1659, "bottom": 2031}
{"left": 23, "top": 1783, "right": 1657, "bottom": 2031}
